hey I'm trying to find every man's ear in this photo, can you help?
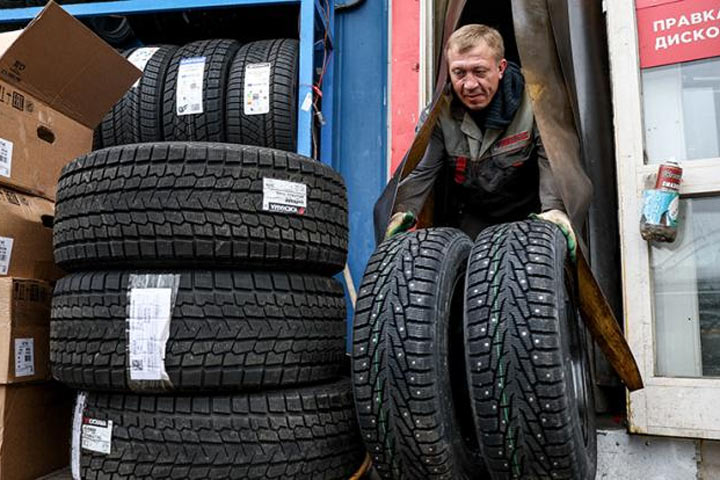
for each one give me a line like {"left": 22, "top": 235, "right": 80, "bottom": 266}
{"left": 498, "top": 58, "right": 508, "bottom": 78}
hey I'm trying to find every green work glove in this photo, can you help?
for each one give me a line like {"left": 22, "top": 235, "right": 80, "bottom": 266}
{"left": 531, "top": 209, "right": 577, "bottom": 263}
{"left": 385, "top": 211, "right": 416, "bottom": 239}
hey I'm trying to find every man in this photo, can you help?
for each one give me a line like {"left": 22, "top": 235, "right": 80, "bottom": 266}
{"left": 386, "top": 24, "right": 577, "bottom": 257}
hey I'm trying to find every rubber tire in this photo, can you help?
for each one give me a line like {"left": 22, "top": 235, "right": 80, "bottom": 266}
{"left": 464, "top": 220, "right": 597, "bottom": 480}
{"left": 98, "top": 45, "right": 177, "bottom": 147}
{"left": 77, "top": 379, "right": 366, "bottom": 479}
{"left": 84, "top": 16, "right": 135, "bottom": 47}
{"left": 51, "top": 270, "right": 346, "bottom": 393}
{"left": 352, "top": 228, "right": 486, "bottom": 479}
{"left": 226, "top": 39, "right": 298, "bottom": 151}
{"left": 162, "top": 39, "right": 240, "bottom": 142}
{"left": 52, "top": 143, "right": 348, "bottom": 274}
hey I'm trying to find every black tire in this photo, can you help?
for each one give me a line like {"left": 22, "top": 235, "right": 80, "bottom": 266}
{"left": 52, "top": 143, "right": 348, "bottom": 274}
{"left": 51, "top": 270, "right": 346, "bottom": 392}
{"left": 464, "top": 220, "right": 596, "bottom": 480}
{"left": 77, "top": 380, "right": 366, "bottom": 479}
{"left": 83, "top": 16, "right": 135, "bottom": 47}
{"left": 97, "top": 49, "right": 136, "bottom": 147}
{"left": 92, "top": 127, "right": 103, "bottom": 151}
{"left": 162, "top": 39, "right": 240, "bottom": 142}
{"left": 226, "top": 39, "right": 298, "bottom": 151}
{"left": 352, "top": 228, "right": 486, "bottom": 479}
{"left": 98, "top": 45, "right": 176, "bottom": 147}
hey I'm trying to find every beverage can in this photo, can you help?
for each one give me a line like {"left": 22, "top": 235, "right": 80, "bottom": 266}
{"left": 655, "top": 161, "right": 682, "bottom": 192}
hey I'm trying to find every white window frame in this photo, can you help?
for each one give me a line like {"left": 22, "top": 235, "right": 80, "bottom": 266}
{"left": 607, "top": 0, "right": 720, "bottom": 439}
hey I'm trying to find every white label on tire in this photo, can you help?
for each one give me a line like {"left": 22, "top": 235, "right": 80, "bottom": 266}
{"left": 14, "top": 338, "right": 34, "bottom": 377}
{"left": 0, "top": 236, "right": 13, "bottom": 275}
{"left": 244, "top": 62, "right": 271, "bottom": 115}
{"left": 71, "top": 392, "right": 88, "bottom": 479}
{"left": 128, "top": 47, "right": 160, "bottom": 88}
{"left": 81, "top": 418, "right": 113, "bottom": 455}
{"left": 176, "top": 57, "right": 206, "bottom": 116}
{"left": 0, "top": 138, "right": 12, "bottom": 178}
{"left": 262, "top": 178, "right": 307, "bottom": 215}
{"left": 128, "top": 288, "right": 173, "bottom": 381}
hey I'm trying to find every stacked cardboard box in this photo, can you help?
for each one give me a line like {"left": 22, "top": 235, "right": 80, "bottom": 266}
{"left": 0, "top": 3, "right": 140, "bottom": 478}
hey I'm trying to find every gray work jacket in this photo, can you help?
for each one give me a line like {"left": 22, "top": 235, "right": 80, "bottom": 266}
{"left": 394, "top": 90, "right": 565, "bottom": 221}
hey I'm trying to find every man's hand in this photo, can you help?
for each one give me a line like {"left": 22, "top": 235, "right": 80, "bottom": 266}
{"left": 534, "top": 209, "right": 577, "bottom": 262}
{"left": 385, "top": 211, "right": 416, "bottom": 239}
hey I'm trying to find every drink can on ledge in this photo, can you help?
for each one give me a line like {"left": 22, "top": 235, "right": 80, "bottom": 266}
{"left": 655, "top": 161, "right": 682, "bottom": 192}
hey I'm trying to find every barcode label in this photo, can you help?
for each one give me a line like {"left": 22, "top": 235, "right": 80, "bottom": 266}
{"left": 0, "top": 138, "right": 12, "bottom": 178}
{"left": 176, "top": 57, "right": 205, "bottom": 116}
{"left": 71, "top": 392, "right": 88, "bottom": 479}
{"left": 244, "top": 62, "right": 271, "bottom": 115}
{"left": 0, "top": 236, "right": 13, "bottom": 275}
{"left": 81, "top": 417, "right": 113, "bottom": 455}
{"left": 14, "top": 338, "right": 34, "bottom": 377}
{"left": 128, "top": 288, "right": 173, "bottom": 380}
{"left": 128, "top": 47, "right": 160, "bottom": 88}
{"left": 262, "top": 178, "right": 307, "bottom": 215}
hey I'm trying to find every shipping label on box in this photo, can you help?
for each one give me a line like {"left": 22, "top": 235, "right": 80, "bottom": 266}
{"left": 0, "top": 278, "right": 52, "bottom": 384}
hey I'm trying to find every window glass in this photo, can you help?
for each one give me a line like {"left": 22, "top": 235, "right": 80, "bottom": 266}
{"left": 652, "top": 196, "right": 720, "bottom": 377}
{"left": 642, "top": 56, "right": 720, "bottom": 164}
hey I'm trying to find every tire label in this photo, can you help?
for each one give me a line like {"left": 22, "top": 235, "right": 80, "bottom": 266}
{"left": 71, "top": 392, "right": 88, "bottom": 479}
{"left": 244, "top": 62, "right": 271, "bottom": 116}
{"left": 81, "top": 417, "right": 113, "bottom": 455}
{"left": 176, "top": 56, "right": 206, "bottom": 116}
{"left": 14, "top": 338, "right": 34, "bottom": 377}
{"left": 0, "top": 236, "right": 13, "bottom": 275}
{"left": 0, "top": 137, "right": 12, "bottom": 178}
{"left": 128, "top": 288, "right": 173, "bottom": 381}
{"left": 262, "top": 178, "right": 307, "bottom": 215}
{"left": 128, "top": 47, "right": 160, "bottom": 88}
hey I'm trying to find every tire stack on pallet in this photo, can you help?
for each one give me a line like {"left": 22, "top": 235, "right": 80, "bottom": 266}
{"left": 353, "top": 223, "right": 596, "bottom": 480}
{"left": 50, "top": 38, "right": 365, "bottom": 479}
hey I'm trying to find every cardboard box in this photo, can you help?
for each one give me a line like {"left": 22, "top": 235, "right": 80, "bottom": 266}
{"left": 0, "top": 186, "right": 63, "bottom": 281}
{"left": 0, "top": 382, "right": 74, "bottom": 480}
{"left": 0, "top": 277, "right": 52, "bottom": 384}
{"left": 0, "top": 1, "right": 140, "bottom": 200}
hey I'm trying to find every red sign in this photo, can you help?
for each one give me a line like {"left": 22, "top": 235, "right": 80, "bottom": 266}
{"left": 637, "top": 0, "right": 720, "bottom": 68}
{"left": 636, "top": 0, "right": 681, "bottom": 10}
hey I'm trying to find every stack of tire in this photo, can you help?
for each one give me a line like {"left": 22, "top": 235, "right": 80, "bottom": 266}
{"left": 50, "top": 38, "right": 364, "bottom": 479}
{"left": 94, "top": 38, "right": 298, "bottom": 151}
{"left": 353, "top": 223, "right": 596, "bottom": 479}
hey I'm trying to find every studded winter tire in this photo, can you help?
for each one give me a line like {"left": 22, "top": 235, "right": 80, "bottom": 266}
{"left": 352, "top": 228, "right": 487, "bottom": 479}
{"left": 464, "top": 220, "right": 596, "bottom": 480}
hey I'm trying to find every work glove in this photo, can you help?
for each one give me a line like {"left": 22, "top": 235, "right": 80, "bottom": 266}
{"left": 532, "top": 209, "right": 577, "bottom": 263}
{"left": 385, "top": 211, "right": 416, "bottom": 239}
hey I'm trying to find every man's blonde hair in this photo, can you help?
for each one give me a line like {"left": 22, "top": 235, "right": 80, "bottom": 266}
{"left": 445, "top": 24, "right": 505, "bottom": 63}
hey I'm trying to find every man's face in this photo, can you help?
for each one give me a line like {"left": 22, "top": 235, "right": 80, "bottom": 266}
{"left": 448, "top": 42, "right": 507, "bottom": 111}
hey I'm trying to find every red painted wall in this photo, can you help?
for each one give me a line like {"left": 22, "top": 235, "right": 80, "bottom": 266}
{"left": 390, "top": 0, "right": 420, "bottom": 176}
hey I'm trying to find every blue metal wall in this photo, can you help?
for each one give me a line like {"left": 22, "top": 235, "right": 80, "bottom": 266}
{"left": 333, "top": 0, "right": 389, "bottom": 349}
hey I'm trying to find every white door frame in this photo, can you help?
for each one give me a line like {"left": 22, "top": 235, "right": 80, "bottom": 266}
{"left": 606, "top": 0, "right": 720, "bottom": 439}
